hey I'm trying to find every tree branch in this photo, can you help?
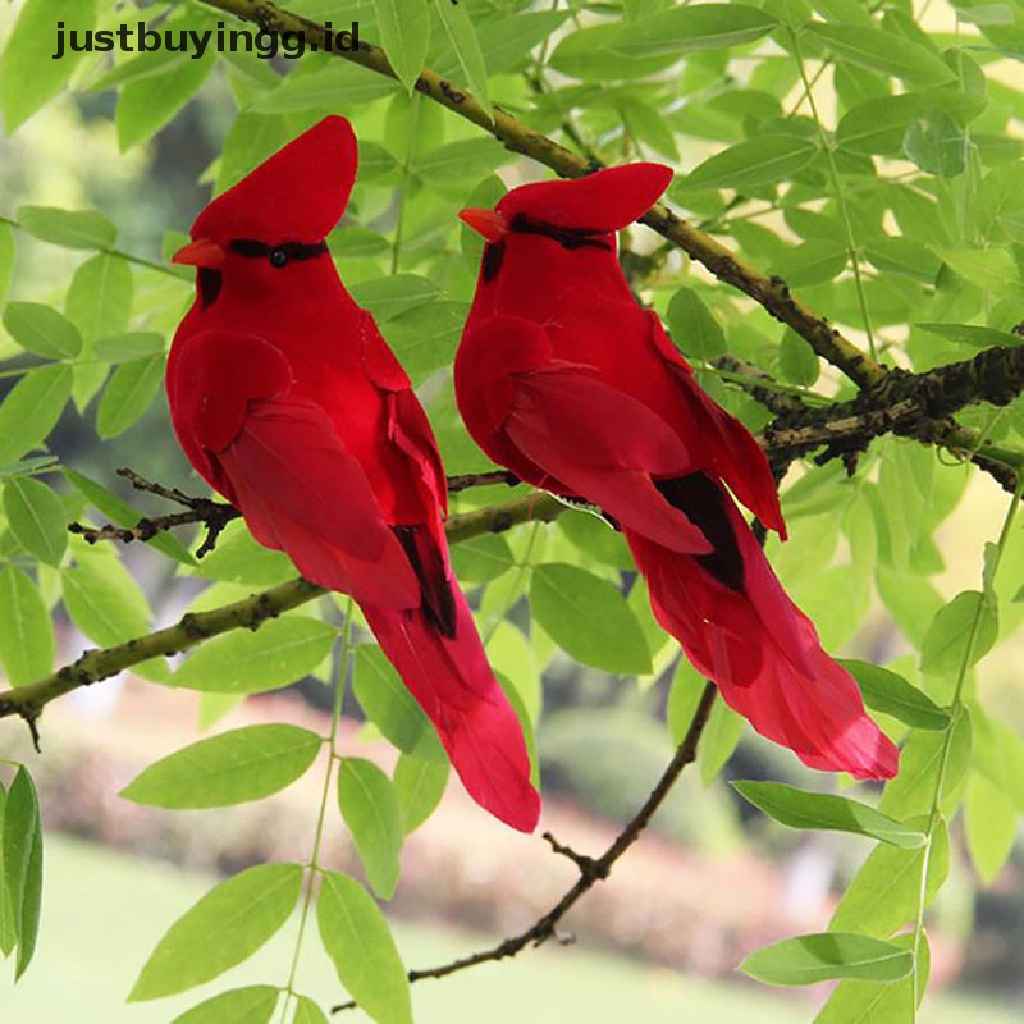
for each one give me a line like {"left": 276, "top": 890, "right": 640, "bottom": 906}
{"left": 0, "top": 492, "right": 565, "bottom": 727}
{"left": 68, "top": 470, "right": 523, "bottom": 548}
{"left": 331, "top": 681, "right": 718, "bottom": 1013}
{"left": 764, "top": 344, "right": 1024, "bottom": 488}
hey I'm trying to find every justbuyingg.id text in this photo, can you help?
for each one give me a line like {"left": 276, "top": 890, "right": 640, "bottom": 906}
{"left": 52, "top": 20, "right": 359, "bottom": 61}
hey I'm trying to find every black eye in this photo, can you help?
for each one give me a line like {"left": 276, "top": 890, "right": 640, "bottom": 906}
{"left": 269, "top": 247, "right": 288, "bottom": 269}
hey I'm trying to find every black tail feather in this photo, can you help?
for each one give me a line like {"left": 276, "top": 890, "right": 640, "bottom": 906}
{"left": 655, "top": 473, "right": 745, "bottom": 592}
{"left": 393, "top": 525, "right": 458, "bottom": 638}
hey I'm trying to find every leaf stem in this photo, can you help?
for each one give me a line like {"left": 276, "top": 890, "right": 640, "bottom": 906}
{"left": 278, "top": 600, "right": 354, "bottom": 1023}
{"left": 391, "top": 93, "right": 421, "bottom": 276}
{"left": 788, "top": 27, "right": 877, "bottom": 362}
{"left": 910, "top": 473, "right": 1024, "bottom": 1011}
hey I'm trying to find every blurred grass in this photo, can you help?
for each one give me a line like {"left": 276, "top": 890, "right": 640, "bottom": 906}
{"left": 1, "top": 833, "right": 1020, "bottom": 1023}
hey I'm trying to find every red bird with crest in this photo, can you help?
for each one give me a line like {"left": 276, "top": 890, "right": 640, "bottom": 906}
{"left": 455, "top": 165, "right": 898, "bottom": 780}
{"left": 166, "top": 115, "right": 539, "bottom": 832}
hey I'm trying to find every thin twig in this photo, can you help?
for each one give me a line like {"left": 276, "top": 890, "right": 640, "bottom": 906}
{"left": 331, "top": 682, "right": 718, "bottom": 1012}
{"left": 0, "top": 492, "right": 566, "bottom": 728}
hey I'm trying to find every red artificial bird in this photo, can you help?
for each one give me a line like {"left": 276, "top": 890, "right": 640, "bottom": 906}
{"left": 166, "top": 115, "right": 539, "bottom": 831}
{"left": 455, "top": 165, "right": 899, "bottom": 780}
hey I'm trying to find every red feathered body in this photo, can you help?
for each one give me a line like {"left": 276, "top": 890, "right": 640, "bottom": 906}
{"left": 455, "top": 165, "right": 898, "bottom": 780}
{"left": 167, "top": 116, "right": 539, "bottom": 831}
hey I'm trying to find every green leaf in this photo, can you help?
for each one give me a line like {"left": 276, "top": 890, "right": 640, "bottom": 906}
{"left": 193, "top": 519, "right": 296, "bottom": 586}
{"left": 93, "top": 331, "right": 166, "bottom": 363}
{"left": 680, "top": 136, "right": 818, "bottom": 191}
{"left": 0, "top": 782, "right": 14, "bottom": 957}
{"left": 741, "top": 932, "right": 912, "bottom": 986}
{"left": 414, "top": 139, "right": 509, "bottom": 185}
{"left": 778, "top": 328, "right": 821, "bottom": 385}
{"left": 698, "top": 696, "right": 745, "bottom": 783}
{"left": 66, "top": 253, "right": 133, "bottom": 343}
{"left": 619, "top": 98, "right": 680, "bottom": 162}
{"left": 530, "top": 563, "right": 652, "bottom": 675}
{"left": 293, "top": 995, "right": 330, "bottom": 1024}
{"left": 3, "top": 476, "right": 67, "bottom": 566}
{"left": 353, "top": 646, "right": 430, "bottom": 753}
{"left": 434, "top": 0, "right": 491, "bottom": 118}
{"left": 17, "top": 205, "right": 115, "bottom": 251}
{"left": 67, "top": 254, "right": 133, "bottom": 411}
{"left": 554, "top": 5, "right": 777, "bottom": 77}
{"left": 96, "top": 353, "right": 165, "bottom": 438}
{"left": 338, "top": 759, "right": 405, "bottom": 900}
{"left": 666, "top": 288, "right": 726, "bottom": 360}
{"left": 914, "top": 322, "right": 1020, "bottom": 348}
{"left": 772, "top": 240, "right": 848, "bottom": 289}
{"left": 62, "top": 468, "right": 196, "bottom": 567}
{"left": 830, "top": 816, "right": 949, "bottom": 937}
{"left": 881, "top": 709, "right": 972, "bottom": 819}
{"left": 349, "top": 275, "right": 440, "bottom": 322}
{"left": 331, "top": 227, "right": 391, "bottom": 258}
{"left": 0, "top": 223, "right": 14, "bottom": 305}
{"left": 172, "top": 617, "right": 337, "bottom": 694}
{"left": 836, "top": 94, "right": 924, "bottom": 156}
{"left": 130, "top": 863, "right": 303, "bottom": 1001}
{"left": 489, "top": 623, "right": 541, "bottom": 721}
{"left": 0, "top": 566, "right": 56, "bottom": 686}
{"left": 734, "top": 781, "right": 925, "bottom": 848}
{"left": 317, "top": 871, "right": 412, "bottom": 1024}
{"left": 936, "top": 247, "right": 1021, "bottom": 290}
{"left": 2, "top": 302, "right": 83, "bottom": 359}
{"left": 374, "top": 0, "right": 430, "bottom": 91}
{"left": 0, "top": 364, "right": 73, "bottom": 466}
{"left": 549, "top": 24, "right": 676, "bottom": 80}
{"left": 632, "top": 4, "right": 778, "bottom": 54}
{"left": 466, "top": 12, "right": 569, "bottom": 77}
{"left": 393, "top": 747, "right": 449, "bottom": 833}
{"left": 169, "top": 986, "right": 280, "bottom": 1024}
{"left": 117, "top": 58, "right": 214, "bottom": 151}
{"left": 965, "top": 770, "right": 1018, "bottom": 884}
{"left": 557, "top": 509, "right": 634, "bottom": 570}
{"left": 904, "top": 108, "right": 967, "bottom": 176}
{"left": 1, "top": 0, "right": 97, "bottom": 130}
{"left": 815, "top": 933, "right": 930, "bottom": 1023}
{"left": 920, "top": 590, "right": 998, "bottom": 677}
{"left": 254, "top": 64, "right": 398, "bottom": 114}
{"left": 865, "top": 237, "right": 941, "bottom": 283}
{"left": 356, "top": 141, "right": 395, "bottom": 181}
{"left": 840, "top": 659, "right": 950, "bottom": 730}
{"left": 3, "top": 767, "right": 43, "bottom": 979}
{"left": 807, "top": 23, "right": 956, "bottom": 85}
{"left": 121, "top": 724, "right": 323, "bottom": 809}
{"left": 61, "top": 556, "right": 151, "bottom": 647}
{"left": 449, "top": 533, "right": 515, "bottom": 584}
{"left": 383, "top": 301, "right": 467, "bottom": 383}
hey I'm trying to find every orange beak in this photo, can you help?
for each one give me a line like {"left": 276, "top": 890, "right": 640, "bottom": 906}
{"left": 459, "top": 208, "right": 509, "bottom": 244}
{"left": 172, "top": 238, "right": 226, "bottom": 269}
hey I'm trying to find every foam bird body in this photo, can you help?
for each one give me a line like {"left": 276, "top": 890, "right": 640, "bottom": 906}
{"left": 166, "top": 116, "right": 539, "bottom": 831}
{"left": 455, "top": 166, "right": 898, "bottom": 780}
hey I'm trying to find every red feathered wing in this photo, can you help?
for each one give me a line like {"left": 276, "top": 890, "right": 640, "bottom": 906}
{"left": 457, "top": 315, "right": 712, "bottom": 553}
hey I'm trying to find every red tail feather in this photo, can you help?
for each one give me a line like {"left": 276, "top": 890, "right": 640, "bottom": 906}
{"left": 626, "top": 499, "right": 898, "bottom": 781}
{"left": 363, "top": 591, "right": 540, "bottom": 833}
